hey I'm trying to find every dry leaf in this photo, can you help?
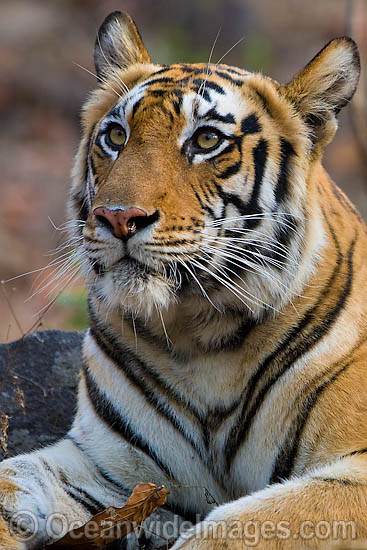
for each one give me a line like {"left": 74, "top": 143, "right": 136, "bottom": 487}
{"left": 48, "top": 482, "right": 170, "bottom": 549}
{"left": 0, "top": 414, "right": 9, "bottom": 456}
{"left": 13, "top": 376, "right": 26, "bottom": 414}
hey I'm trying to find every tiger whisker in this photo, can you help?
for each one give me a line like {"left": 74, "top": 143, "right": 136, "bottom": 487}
{"left": 202, "top": 242, "right": 298, "bottom": 286}
{"left": 73, "top": 62, "right": 123, "bottom": 99}
{"left": 215, "top": 35, "right": 247, "bottom": 66}
{"left": 191, "top": 252, "right": 281, "bottom": 314}
{"left": 202, "top": 233, "right": 296, "bottom": 263}
{"left": 197, "top": 27, "right": 221, "bottom": 104}
{"left": 45, "top": 237, "right": 84, "bottom": 257}
{"left": 197, "top": 246, "right": 294, "bottom": 299}
{"left": 156, "top": 305, "right": 172, "bottom": 349}
{"left": 176, "top": 255, "right": 222, "bottom": 312}
{"left": 188, "top": 256, "right": 258, "bottom": 314}
{"left": 47, "top": 216, "right": 86, "bottom": 232}
{"left": 209, "top": 215, "right": 300, "bottom": 233}
{"left": 26, "top": 249, "right": 89, "bottom": 302}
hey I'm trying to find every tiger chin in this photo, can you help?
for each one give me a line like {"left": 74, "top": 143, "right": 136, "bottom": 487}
{"left": 1, "top": 10, "right": 367, "bottom": 550}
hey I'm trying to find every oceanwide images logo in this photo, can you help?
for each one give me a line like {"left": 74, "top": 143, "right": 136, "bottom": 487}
{"left": 8, "top": 510, "right": 358, "bottom": 547}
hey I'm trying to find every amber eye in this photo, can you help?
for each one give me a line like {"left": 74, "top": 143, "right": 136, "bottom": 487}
{"left": 107, "top": 124, "right": 126, "bottom": 147}
{"left": 194, "top": 128, "right": 221, "bottom": 151}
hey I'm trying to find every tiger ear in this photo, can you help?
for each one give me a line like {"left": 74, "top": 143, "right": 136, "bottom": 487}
{"left": 284, "top": 38, "right": 360, "bottom": 148}
{"left": 94, "top": 11, "right": 151, "bottom": 82}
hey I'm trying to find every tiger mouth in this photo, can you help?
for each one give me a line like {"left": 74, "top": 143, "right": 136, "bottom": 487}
{"left": 92, "top": 255, "right": 154, "bottom": 277}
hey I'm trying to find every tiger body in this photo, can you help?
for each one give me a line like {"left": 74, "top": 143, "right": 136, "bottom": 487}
{"left": 1, "top": 11, "right": 366, "bottom": 550}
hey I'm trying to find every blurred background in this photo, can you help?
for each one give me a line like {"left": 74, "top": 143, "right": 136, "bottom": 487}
{"left": 0, "top": 0, "right": 366, "bottom": 342}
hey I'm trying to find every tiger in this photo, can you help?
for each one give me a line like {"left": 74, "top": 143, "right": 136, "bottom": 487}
{"left": 1, "top": 9, "right": 366, "bottom": 550}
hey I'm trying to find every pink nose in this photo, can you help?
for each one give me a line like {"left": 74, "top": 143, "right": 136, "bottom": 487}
{"left": 93, "top": 207, "right": 147, "bottom": 239}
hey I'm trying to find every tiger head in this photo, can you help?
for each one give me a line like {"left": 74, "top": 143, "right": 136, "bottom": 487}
{"left": 69, "top": 11, "right": 360, "bottom": 322}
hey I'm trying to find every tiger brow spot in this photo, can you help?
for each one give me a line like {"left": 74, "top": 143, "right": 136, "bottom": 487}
{"left": 241, "top": 114, "right": 261, "bottom": 135}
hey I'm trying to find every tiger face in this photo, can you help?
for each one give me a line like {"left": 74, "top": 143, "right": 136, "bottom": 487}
{"left": 69, "top": 12, "right": 359, "bottom": 321}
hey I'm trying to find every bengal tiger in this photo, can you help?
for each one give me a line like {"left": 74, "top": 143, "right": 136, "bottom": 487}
{"left": 1, "top": 10, "right": 366, "bottom": 550}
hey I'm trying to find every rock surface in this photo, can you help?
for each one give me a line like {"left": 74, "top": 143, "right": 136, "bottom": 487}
{"left": 0, "top": 330, "right": 84, "bottom": 459}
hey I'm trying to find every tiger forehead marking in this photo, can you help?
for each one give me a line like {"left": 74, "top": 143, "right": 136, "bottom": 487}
{"left": 96, "top": 64, "right": 254, "bottom": 151}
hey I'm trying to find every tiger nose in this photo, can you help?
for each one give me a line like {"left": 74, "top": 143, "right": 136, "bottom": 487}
{"left": 93, "top": 206, "right": 148, "bottom": 240}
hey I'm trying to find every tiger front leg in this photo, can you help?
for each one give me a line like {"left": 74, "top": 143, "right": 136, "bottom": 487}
{"left": 0, "top": 437, "right": 128, "bottom": 549}
{"left": 171, "top": 454, "right": 367, "bottom": 550}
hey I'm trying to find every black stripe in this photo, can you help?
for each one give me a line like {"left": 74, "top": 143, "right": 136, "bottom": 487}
{"left": 316, "top": 477, "right": 365, "bottom": 486}
{"left": 225, "top": 221, "right": 354, "bottom": 470}
{"left": 149, "top": 89, "right": 167, "bottom": 97}
{"left": 241, "top": 114, "right": 261, "bottom": 135}
{"left": 66, "top": 434, "right": 132, "bottom": 496}
{"left": 146, "top": 77, "right": 174, "bottom": 86}
{"left": 88, "top": 306, "right": 206, "bottom": 455}
{"left": 220, "top": 67, "right": 246, "bottom": 76}
{"left": 172, "top": 98, "right": 182, "bottom": 115}
{"left": 149, "top": 66, "right": 171, "bottom": 76}
{"left": 191, "top": 184, "right": 216, "bottom": 217}
{"left": 274, "top": 139, "right": 295, "bottom": 204}
{"left": 266, "top": 215, "right": 297, "bottom": 269}
{"left": 71, "top": 125, "right": 96, "bottom": 230}
{"left": 270, "top": 359, "right": 353, "bottom": 484}
{"left": 192, "top": 80, "right": 225, "bottom": 95}
{"left": 217, "top": 160, "right": 242, "bottom": 179}
{"left": 203, "top": 107, "right": 235, "bottom": 124}
{"left": 64, "top": 485, "right": 105, "bottom": 515}
{"left": 219, "top": 318, "right": 257, "bottom": 351}
{"left": 240, "top": 138, "right": 268, "bottom": 229}
{"left": 71, "top": 189, "right": 89, "bottom": 228}
{"left": 213, "top": 138, "right": 267, "bottom": 228}
{"left": 177, "top": 66, "right": 207, "bottom": 75}
{"left": 349, "top": 448, "right": 367, "bottom": 456}
{"left": 132, "top": 98, "right": 143, "bottom": 118}
{"left": 89, "top": 305, "right": 195, "bottom": 410}
{"left": 214, "top": 70, "right": 243, "bottom": 87}
{"left": 255, "top": 90, "right": 272, "bottom": 117}
{"left": 330, "top": 182, "right": 364, "bottom": 224}
{"left": 249, "top": 138, "right": 268, "bottom": 213}
{"left": 65, "top": 488, "right": 100, "bottom": 515}
{"left": 192, "top": 87, "right": 211, "bottom": 102}
{"left": 83, "top": 364, "right": 174, "bottom": 479}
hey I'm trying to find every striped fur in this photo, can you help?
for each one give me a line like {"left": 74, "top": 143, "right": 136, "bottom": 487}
{"left": 1, "top": 11, "right": 366, "bottom": 550}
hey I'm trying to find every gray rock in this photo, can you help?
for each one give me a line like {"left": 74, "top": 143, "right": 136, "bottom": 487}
{"left": 0, "top": 330, "right": 84, "bottom": 459}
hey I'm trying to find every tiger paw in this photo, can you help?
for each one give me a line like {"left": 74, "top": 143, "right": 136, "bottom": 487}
{"left": 171, "top": 516, "right": 248, "bottom": 550}
{"left": 0, "top": 516, "right": 26, "bottom": 550}
{"left": 0, "top": 469, "right": 50, "bottom": 550}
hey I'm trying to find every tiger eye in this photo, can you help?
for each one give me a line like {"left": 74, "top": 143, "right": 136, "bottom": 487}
{"left": 195, "top": 129, "right": 221, "bottom": 150}
{"left": 108, "top": 125, "right": 126, "bottom": 147}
